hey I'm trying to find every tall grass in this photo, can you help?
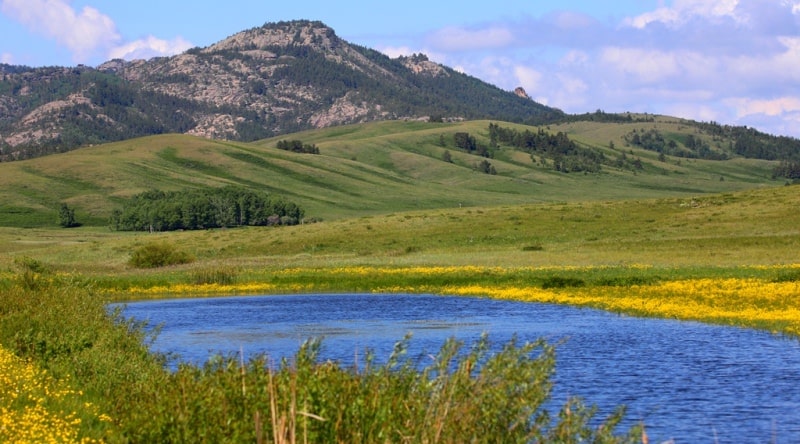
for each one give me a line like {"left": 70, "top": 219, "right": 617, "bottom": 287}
{"left": 0, "top": 266, "right": 643, "bottom": 442}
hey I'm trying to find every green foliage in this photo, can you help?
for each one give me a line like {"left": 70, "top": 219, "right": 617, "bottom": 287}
{"left": 455, "top": 131, "right": 493, "bottom": 158}
{"left": 0, "top": 278, "right": 165, "bottom": 441}
{"left": 120, "top": 334, "right": 641, "bottom": 443}
{"left": 128, "top": 241, "right": 194, "bottom": 268}
{"left": 624, "top": 128, "right": 728, "bottom": 160}
{"left": 12, "top": 256, "right": 50, "bottom": 290}
{"left": 57, "top": 203, "right": 79, "bottom": 228}
{"left": 0, "top": 274, "right": 643, "bottom": 443}
{"left": 110, "top": 186, "right": 304, "bottom": 231}
{"left": 475, "top": 159, "right": 497, "bottom": 175}
{"left": 276, "top": 139, "right": 320, "bottom": 154}
{"left": 773, "top": 160, "right": 800, "bottom": 179}
{"left": 488, "top": 122, "right": 604, "bottom": 172}
{"left": 441, "top": 149, "right": 453, "bottom": 163}
{"left": 0, "top": 67, "right": 201, "bottom": 160}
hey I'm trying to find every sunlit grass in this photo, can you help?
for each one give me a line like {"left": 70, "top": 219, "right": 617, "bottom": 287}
{"left": 1, "top": 183, "right": 799, "bottom": 441}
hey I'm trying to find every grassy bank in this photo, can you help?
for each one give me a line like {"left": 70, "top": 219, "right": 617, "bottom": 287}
{"left": 0, "top": 275, "right": 644, "bottom": 443}
{"left": 1, "top": 184, "right": 798, "bottom": 441}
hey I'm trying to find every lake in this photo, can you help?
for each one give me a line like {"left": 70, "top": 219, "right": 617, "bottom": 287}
{"left": 117, "top": 293, "right": 800, "bottom": 443}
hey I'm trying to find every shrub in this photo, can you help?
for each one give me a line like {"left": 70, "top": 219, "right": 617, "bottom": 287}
{"left": 128, "top": 241, "right": 194, "bottom": 268}
{"left": 13, "top": 256, "right": 50, "bottom": 290}
{"left": 58, "top": 203, "right": 80, "bottom": 228}
{"left": 121, "top": 335, "right": 642, "bottom": 443}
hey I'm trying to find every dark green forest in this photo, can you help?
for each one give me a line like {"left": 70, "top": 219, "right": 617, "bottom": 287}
{"left": 109, "top": 186, "right": 304, "bottom": 232}
{"left": 0, "top": 68, "right": 203, "bottom": 160}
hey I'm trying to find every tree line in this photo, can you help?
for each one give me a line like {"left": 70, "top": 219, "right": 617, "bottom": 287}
{"left": 488, "top": 123, "right": 605, "bottom": 173}
{"left": 276, "top": 139, "right": 320, "bottom": 154}
{"left": 109, "top": 186, "right": 304, "bottom": 232}
{"left": 624, "top": 129, "right": 729, "bottom": 160}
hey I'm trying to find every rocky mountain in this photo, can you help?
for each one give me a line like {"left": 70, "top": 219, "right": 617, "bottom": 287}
{"left": 0, "top": 20, "right": 561, "bottom": 160}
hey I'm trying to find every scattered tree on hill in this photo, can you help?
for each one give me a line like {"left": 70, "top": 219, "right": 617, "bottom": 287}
{"left": 624, "top": 129, "right": 728, "bottom": 160}
{"left": 488, "top": 122, "right": 604, "bottom": 173}
{"left": 454, "top": 132, "right": 492, "bottom": 158}
{"left": 773, "top": 160, "right": 800, "bottom": 180}
{"left": 58, "top": 203, "right": 79, "bottom": 228}
{"left": 475, "top": 159, "right": 497, "bottom": 175}
{"left": 276, "top": 139, "right": 320, "bottom": 154}
{"left": 109, "top": 186, "right": 304, "bottom": 232}
{"left": 442, "top": 150, "right": 453, "bottom": 163}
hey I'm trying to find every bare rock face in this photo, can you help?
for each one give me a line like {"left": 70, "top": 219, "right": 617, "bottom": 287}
{"left": 514, "top": 87, "right": 531, "bottom": 100}
{"left": 400, "top": 54, "right": 448, "bottom": 78}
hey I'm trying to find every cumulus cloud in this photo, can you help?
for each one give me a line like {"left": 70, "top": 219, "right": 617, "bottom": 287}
{"left": 513, "top": 65, "right": 542, "bottom": 94}
{"left": 727, "top": 96, "right": 800, "bottom": 118}
{"left": 377, "top": 45, "right": 415, "bottom": 58}
{"left": 1, "top": 0, "right": 192, "bottom": 64}
{"left": 435, "top": 0, "right": 800, "bottom": 136}
{"left": 624, "top": 0, "right": 744, "bottom": 29}
{"left": 109, "top": 36, "right": 193, "bottom": 61}
{"left": 1, "top": 52, "right": 12, "bottom": 64}
{"left": 1, "top": 0, "right": 120, "bottom": 63}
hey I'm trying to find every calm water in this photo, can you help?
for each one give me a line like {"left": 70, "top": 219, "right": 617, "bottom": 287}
{"left": 118, "top": 293, "right": 800, "bottom": 443}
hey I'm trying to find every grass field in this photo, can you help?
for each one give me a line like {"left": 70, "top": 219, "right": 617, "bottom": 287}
{"left": 0, "top": 118, "right": 798, "bottom": 442}
{"left": 0, "top": 118, "right": 785, "bottom": 227}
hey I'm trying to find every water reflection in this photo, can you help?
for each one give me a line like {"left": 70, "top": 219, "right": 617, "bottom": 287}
{"left": 117, "top": 293, "right": 800, "bottom": 443}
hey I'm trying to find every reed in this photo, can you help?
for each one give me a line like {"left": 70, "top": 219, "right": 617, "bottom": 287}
{"left": 0, "top": 274, "right": 643, "bottom": 443}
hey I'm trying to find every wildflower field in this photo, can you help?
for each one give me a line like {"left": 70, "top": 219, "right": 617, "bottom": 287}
{"left": 1, "top": 185, "right": 799, "bottom": 442}
{"left": 0, "top": 346, "right": 108, "bottom": 444}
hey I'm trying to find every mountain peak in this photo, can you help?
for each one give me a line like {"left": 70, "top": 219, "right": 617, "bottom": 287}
{"left": 514, "top": 87, "right": 530, "bottom": 100}
{"left": 0, "top": 20, "right": 559, "bottom": 159}
{"left": 205, "top": 20, "right": 339, "bottom": 53}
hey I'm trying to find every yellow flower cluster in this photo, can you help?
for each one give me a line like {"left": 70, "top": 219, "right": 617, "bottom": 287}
{"left": 0, "top": 346, "right": 108, "bottom": 443}
{"left": 424, "top": 278, "right": 800, "bottom": 336}
{"left": 119, "top": 282, "right": 320, "bottom": 300}
{"left": 110, "top": 264, "right": 800, "bottom": 336}
{"left": 277, "top": 264, "right": 640, "bottom": 276}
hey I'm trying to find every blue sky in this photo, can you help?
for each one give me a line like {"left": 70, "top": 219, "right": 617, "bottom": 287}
{"left": 2, "top": 0, "right": 800, "bottom": 137}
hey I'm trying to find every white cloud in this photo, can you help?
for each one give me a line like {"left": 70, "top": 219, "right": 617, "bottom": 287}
{"left": 1, "top": 52, "right": 12, "bottom": 64}
{"left": 663, "top": 103, "right": 722, "bottom": 123}
{"left": 428, "top": 26, "right": 514, "bottom": 51}
{"left": 787, "top": 0, "right": 800, "bottom": 14}
{"left": 599, "top": 47, "right": 682, "bottom": 84}
{"left": 109, "top": 36, "right": 193, "bottom": 61}
{"left": 559, "top": 50, "right": 589, "bottom": 67}
{"left": 727, "top": 96, "right": 800, "bottom": 118}
{"left": 377, "top": 45, "right": 415, "bottom": 58}
{"left": 624, "top": 0, "right": 744, "bottom": 28}
{"left": 513, "top": 65, "right": 542, "bottom": 93}
{"left": 1, "top": 0, "right": 120, "bottom": 63}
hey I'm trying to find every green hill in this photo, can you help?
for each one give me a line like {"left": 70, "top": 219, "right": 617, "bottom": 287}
{"left": 0, "top": 118, "right": 786, "bottom": 228}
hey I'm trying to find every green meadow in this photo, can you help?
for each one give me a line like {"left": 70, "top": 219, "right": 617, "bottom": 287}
{"left": 1, "top": 118, "right": 798, "bottom": 442}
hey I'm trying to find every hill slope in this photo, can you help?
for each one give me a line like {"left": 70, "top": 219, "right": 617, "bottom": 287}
{"left": 0, "top": 20, "right": 558, "bottom": 160}
{"left": 0, "top": 119, "right": 785, "bottom": 228}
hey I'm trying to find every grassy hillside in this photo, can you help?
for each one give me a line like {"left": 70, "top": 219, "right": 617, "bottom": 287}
{"left": 0, "top": 118, "right": 783, "bottom": 228}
